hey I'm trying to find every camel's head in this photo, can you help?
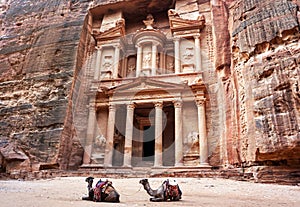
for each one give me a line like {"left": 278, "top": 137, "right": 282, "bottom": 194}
{"left": 85, "top": 177, "right": 94, "bottom": 184}
{"left": 139, "top": 179, "right": 148, "bottom": 185}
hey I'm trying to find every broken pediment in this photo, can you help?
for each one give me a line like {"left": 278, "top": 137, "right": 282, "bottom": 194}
{"left": 93, "top": 18, "right": 125, "bottom": 42}
{"left": 168, "top": 9, "right": 205, "bottom": 33}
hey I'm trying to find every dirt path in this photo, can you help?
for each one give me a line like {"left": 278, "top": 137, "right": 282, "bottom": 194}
{"left": 0, "top": 177, "right": 299, "bottom": 207}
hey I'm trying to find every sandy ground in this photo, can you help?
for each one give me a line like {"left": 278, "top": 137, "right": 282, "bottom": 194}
{"left": 0, "top": 177, "right": 299, "bottom": 207}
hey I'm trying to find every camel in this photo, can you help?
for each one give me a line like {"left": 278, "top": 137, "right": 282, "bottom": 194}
{"left": 82, "top": 177, "right": 120, "bottom": 202}
{"left": 139, "top": 178, "right": 182, "bottom": 202}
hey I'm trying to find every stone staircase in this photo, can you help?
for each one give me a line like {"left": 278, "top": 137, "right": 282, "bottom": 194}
{"left": 2, "top": 165, "right": 299, "bottom": 185}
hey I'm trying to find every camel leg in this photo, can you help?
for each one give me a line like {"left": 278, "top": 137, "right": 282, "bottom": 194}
{"left": 150, "top": 197, "right": 165, "bottom": 202}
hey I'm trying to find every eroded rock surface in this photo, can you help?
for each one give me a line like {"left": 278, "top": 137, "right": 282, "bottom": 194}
{"left": 0, "top": 0, "right": 299, "bottom": 183}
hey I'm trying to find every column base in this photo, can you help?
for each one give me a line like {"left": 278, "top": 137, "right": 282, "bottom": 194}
{"left": 80, "top": 164, "right": 104, "bottom": 168}
{"left": 104, "top": 164, "right": 113, "bottom": 168}
{"left": 122, "top": 165, "right": 132, "bottom": 169}
{"left": 152, "top": 165, "right": 167, "bottom": 169}
{"left": 199, "top": 163, "right": 211, "bottom": 168}
{"left": 175, "top": 163, "right": 184, "bottom": 167}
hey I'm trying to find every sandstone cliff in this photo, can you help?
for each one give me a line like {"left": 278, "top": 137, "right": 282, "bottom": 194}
{"left": 0, "top": 0, "right": 91, "bottom": 172}
{"left": 0, "top": 0, "right": 299, "bottom": 183}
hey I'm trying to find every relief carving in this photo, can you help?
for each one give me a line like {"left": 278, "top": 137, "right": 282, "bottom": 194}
{"left": 143, "top": 52, "right": 151, "bottom": 68}
{"left": 183, "top": 47, "right": 194, "bottom": 60}
{"left": 187, "top": 131, "right": 199, "bottom": 155}
{"left": 102, "top": 55, "right": 113, "bottom": 71}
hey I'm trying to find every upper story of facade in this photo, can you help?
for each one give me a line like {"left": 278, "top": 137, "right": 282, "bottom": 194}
{"left": 88, "top": 0, "right": 207, "bottom": 83}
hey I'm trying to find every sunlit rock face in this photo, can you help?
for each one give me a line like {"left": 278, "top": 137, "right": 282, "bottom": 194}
{"left": 0, "top": 0, "right": 90, "bottom": 172}
{"left": 0, "top": 0, "right": 299, "bottom": 182}
{"left": 228, "top": 0, "right": 300, "bottom": 164}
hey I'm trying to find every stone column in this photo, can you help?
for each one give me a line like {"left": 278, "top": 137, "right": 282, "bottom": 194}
{"left": 123, "top": 103, "right": 135, "bottom": 167}
{"left": 104, "top": 104, "right": 116, "bottom": 167}
{"left": 83, "top": 102, "right": 96, "bottom": 165}
{"left": 174, "top": 100, "right": 183, "bottom": 166}
{"left": 160, "top": 52, "right": 164, "bottom": 74}
{"left": 154, "top": 102, "right": 163, "bottom": 167}
{"left": 113, "top": 45, "right": 120, "bottom": 79}
{"left": 136, "top": 44, "right": 142, "bottom": 77}
{"left": 123, "top": 56, "right": 128, "bottom": 77}
{"left": 196, "top": 98, "right": 209, "bottom": 166}
{"left": 94, "top": 46, "right": 102, "bottom": 80}
{"left": 151, "top": 43, "right": 157, "bottom": 76}
{"left": 194, "top": 34, "right": 201, "bottom": 72}
{"left": 174, "top": 37, "right": 180, "bottom": 74}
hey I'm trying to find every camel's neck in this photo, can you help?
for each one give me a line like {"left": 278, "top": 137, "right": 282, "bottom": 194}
{"left": 142, "top": 182, "right": 156, "bottom": 196}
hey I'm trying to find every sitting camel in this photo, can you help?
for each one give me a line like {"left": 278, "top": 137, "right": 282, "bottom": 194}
{"left": 82, "top": 177, "right": 120, "bottom": 202}
{"left": 139, "top": 178, "right": 182, "bottom": 202}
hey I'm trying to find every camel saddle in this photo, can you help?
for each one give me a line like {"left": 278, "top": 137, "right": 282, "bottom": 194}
{"left": 93, "top": 180, "right": 109, "bottom": 202}
{"left": 165, "top": 179, "right": 180, "bottom": 199}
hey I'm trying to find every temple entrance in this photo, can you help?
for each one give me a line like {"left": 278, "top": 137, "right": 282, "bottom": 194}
{"left": 142, "top": 125, "right": 155, "bottom": 162}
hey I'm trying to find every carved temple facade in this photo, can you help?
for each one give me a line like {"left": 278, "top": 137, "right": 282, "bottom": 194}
{"left": 81, "top": 3, "right": 212, "bottom": 169}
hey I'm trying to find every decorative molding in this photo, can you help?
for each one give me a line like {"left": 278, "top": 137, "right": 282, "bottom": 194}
{"left": 173, "top": 100, "right": 183, "bottom": 108}
{"left": 196, "top": 98, "right": 206, "bottom": 106}
{"left": 127, "top": 103, "right": 135, "bottom": 110}
{"left": 168, "top": 9, "right": 205, "bottom": 34}
{"left": 93, "top": 18, "right": 125, "bottom": 42}
{"left": 154, "top": 101, "right": 163, "bottom": 108}
{"left": 108, "top": 104, "right": 116, "bottom": 111}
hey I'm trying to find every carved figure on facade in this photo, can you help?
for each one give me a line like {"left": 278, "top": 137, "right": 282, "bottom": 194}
{"left": 128, "top": 64, "right": 136, "bottom": 72}
{"left": 187, "top": 131, "right": 199, "bottom": 154}
{"left": 102, "top": 56, "right": 112, "bottom": 71}
{"left": 143, "top": 52, "right": 152, "bottom": 68}
{"left": 168, "top": 9, "right": 180, "bottom": 18}
{"left": 167, "top": 62, "right": 174, "bottom": 71}
{"left": 95, "top": 134, "right": 106, "bottom": 148}
{"left": 183, "top": 47, "right": 194, "bottom": 60}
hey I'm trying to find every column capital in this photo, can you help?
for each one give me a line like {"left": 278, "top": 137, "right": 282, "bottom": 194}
{"left": 194, "top": 34, "right": 201, "bottom": 39}
{"left": 113, "top": 44, "right": 122, "bottom": 50}
{"left": 87, "top": 103, "right": 96, "bottom": 111}
{"left": 135, "top": 43, "right": 142, "bottom": 48}
{"left": 154, "top": 101, "right": 163, "bottom": 109}
{"left": 173, "top": 37, "right": 180, "bottom": 42}
{"left": 196, "top": 98, "right": 206, "bottom": 106}
{"left": 173, "top": 100, "right": 183, "bottom": 108}
{"left": 127, "top": 103, "right": 135, "bottom": 110}
{"left": 108, "top": 103, "right": 116, "bottom": 111}
{"left": 152, "top": 42, "right": 159, "bottom": 47}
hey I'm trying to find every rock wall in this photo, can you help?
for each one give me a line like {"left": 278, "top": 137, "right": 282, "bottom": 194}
{"left": 0, "top": 0, "right": 91, "bottom": 172}
{"left": 225, "top": 0, "right": 300, "bottom": 166}
{"left": 0, "top": 0, "right": 299, "bottom": 178}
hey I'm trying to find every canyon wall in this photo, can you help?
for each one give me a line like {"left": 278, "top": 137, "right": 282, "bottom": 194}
{"left": 0, "top": 0, "right": 299, "bottom": 180}
{"left": 0, "top": 0, "right": 91, "bottom": 172}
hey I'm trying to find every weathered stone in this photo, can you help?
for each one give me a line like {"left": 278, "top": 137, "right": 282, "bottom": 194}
{"left": 0, "top": 0, "right": 299, "bottom": 183}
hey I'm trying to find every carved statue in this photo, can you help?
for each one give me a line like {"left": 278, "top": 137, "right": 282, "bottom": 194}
{"left": 187, "top": 131, "right": 199, "bottom": 154}
{"left": 168, "top": 9, "right": 180, "bottom": 18}
{"left": 143, "top": 52, "right": 151, "bottom": 67}
{"left": 95, "top": 135, "right": 106, "bottom": 148}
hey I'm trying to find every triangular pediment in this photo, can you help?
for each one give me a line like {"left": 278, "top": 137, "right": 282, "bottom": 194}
{"left": 107, "top": 77, "right": 187, "bottom": 95}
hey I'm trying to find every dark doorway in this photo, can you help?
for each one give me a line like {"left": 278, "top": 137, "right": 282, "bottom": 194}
{"left": 143, "top": 125, "right": 155, "bottom": 161}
